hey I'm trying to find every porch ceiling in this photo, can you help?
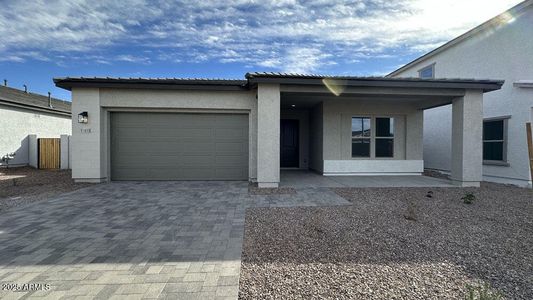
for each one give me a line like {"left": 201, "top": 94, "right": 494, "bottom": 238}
{"left": 280, "top": 92, "right": 453, "bottom": 110}
{"left": 258, "top": 72, "right": 504, "bottom": 110}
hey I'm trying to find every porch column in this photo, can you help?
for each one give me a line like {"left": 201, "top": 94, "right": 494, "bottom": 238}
{"left": 256, "top": 83, "right": 280, "bottom": 188}
{"left": 451, "top": 90, "right": 483, "bottom": 187}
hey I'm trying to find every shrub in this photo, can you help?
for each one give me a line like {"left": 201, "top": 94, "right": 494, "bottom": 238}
{"left": 462, "top": 192, "right": 476, "bottom": 204}
{"left": 465, "top": 284, "right": 503, "bottom": 300}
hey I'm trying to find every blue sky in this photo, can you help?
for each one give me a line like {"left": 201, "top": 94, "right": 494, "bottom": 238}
{"left": 0, "top": 0, "right": 522, "bottom": 101}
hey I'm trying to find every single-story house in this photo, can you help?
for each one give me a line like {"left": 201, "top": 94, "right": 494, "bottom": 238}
{"left": 389, "top": 0, "right": 533, "bottom": 187}
{"left": 0, "top": 84, "right": 71, "bottom": 168}
{"left": 54, "top": 73, "right": 503, "bottom": 187}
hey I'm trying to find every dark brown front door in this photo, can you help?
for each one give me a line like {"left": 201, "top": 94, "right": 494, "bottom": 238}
{"left": 280, "top": 119, "right": 299, "bottom": 168}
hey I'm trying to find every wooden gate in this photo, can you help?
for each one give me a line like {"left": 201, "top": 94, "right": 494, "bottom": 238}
{"left": 38, "top": 138, "right": 60, "bottom": 169}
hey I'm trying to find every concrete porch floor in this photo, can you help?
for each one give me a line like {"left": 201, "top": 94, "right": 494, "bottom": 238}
{"left": 280, "top": 170, "right": 456, "bottom": 188}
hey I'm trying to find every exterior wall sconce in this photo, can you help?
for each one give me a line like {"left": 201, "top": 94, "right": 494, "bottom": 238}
{"left": 78, "top": 111, "right": 88, "bottom": 123}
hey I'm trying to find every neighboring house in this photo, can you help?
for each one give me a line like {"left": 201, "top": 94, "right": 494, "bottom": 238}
{"left": 389, "top": 0, "right": 533, "bottom": 187}
{"left": 0, "top": 84, "right": 71, "bottom": 167}
{"left": 54, "top": 73, "right": 502, "bottom": 187}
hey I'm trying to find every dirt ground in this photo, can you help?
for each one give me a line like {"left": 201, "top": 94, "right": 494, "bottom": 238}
{"left": 239, "top": 183, "right": 533, "bottom": 300}
{"left": 0, "top": 167, "right": 95, "bottom": 212}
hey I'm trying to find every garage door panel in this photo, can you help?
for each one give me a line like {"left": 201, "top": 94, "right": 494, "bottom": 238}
{"left": 111, "top": 112, "right": 249, "bottom": 180}
{"left": 148, "top": 128, "right": 213, "bottom": 138}
{"left": 216, "top": 142, "right": 248, "bottom": 153}
{"left": 115, "top": 127, "right": 150, "bottom": 137}
{"left": 215, "top": 168, "right": 247, "bottom": 179}
{"left": 113, "top": 113, "right": 153, "bottom": 125}
{"left": 150, "top": 115, "right": 214, "bottom": 127}
{"left": 113, "top": 154, "right": 148, "bottom": 166}
{"left": 116, "top": 141, "right": 215, "bottom": 154}
{"left": 112, "top": 168, "right": 149, "bottom": 180}
{"left": 215, "top": 128, "right": 247, "bottom": 139}
{"left": 114, "top": 156, "right": 217, "bottom": 168}
{"left": 215, "top": 115, "right": 248, "bottom": 127}
{"left": 148, "top": 167, "right": 215, "bottom": 180}
{"left": 215, "top": 155, "right": 248, "bottom": 166}
{"left": 150, "top": 155, "right": 215, "bottom": 166}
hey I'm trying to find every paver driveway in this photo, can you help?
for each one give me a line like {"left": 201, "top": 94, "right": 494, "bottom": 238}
{"left": 0, "top": 181, "right": 349, "bottom": 299}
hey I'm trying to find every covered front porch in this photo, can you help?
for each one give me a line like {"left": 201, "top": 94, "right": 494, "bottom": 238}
{"left": 249, "top": 73, "right": 503, "bottom": 188}
{"left": 280, "top": 170, "right": 455, "bottom": 188}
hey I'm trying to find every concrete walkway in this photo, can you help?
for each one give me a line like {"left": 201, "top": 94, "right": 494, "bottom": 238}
{"left": 0, "top": 182, "right": 349, "bottom": 300}
{"left": 280, "top": 170, "right": 456, "bottom": 188}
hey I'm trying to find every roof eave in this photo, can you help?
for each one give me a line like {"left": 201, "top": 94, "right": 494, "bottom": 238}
{"left": 54, "top": 76, "right": 504, "bottom": 93}
{"left": 54, "top": 78, "right": 249, "bottom": 91}
{"left": 248, "top": 77, "right": 504, "bottom": 92}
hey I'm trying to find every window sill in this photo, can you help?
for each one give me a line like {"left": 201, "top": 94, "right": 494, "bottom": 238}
{"left": 350, "top": 157, "right": 396, "bottom": 160}
{"left": 483, "top": 160, "right": 510, "bottom": 167}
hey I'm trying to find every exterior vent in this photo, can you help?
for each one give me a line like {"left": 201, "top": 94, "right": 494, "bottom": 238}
{"left": 48, "top": 92, "right": 53, "bottom": 108}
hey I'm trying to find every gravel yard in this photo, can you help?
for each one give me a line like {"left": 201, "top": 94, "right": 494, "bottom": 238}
{"left": 239, "top": 183, "right": 533, "bottom": 299}
{"left": 0, "top": 167, "right": 94, "bottom": 212}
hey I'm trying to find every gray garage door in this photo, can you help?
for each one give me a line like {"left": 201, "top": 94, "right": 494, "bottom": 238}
{"left": 111, "top": 112, "right": 249, "bottom": 180}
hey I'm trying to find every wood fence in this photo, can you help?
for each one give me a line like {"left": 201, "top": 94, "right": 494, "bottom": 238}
{"left": 38, "top": 138, "right": 61, "bottom": 169}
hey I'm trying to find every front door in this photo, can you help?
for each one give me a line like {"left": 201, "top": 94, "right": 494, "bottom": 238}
{"left": 280, "top": 119, "right": 299, "bottom": 168}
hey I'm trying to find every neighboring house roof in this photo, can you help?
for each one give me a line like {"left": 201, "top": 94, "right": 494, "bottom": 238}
{"left": 0, "top": 85, "right": 71, "bottom": 116}
{"left": 387, "top": 0, "right": 533, "bottom": 77}
{"left": 55, "top": 73, "right": 504, "bottom": 93}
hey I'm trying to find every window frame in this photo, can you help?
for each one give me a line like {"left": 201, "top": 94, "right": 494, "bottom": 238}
{"left": 418, "top": 63, "right": 435, "bottom": 79}
{"left": 351, "top": 116, "right": 372, "bottom": 158}
{"left": 375, "top": 117, "right": 395, "bottom": 158}
{"left": 482, "top": 116, "right": 510, "bottom": 166}
{"left": 351, "top": 116, "right": 395, "bottom": 159}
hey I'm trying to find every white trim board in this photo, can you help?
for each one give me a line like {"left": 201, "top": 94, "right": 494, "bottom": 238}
{"left": 324, "top": 172, "right": 422, "bottom": 176}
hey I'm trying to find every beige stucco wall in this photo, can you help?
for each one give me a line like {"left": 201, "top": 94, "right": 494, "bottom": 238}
{"left": 451, "top": 91, "right": 484, "bottom": 186}
{"left": 393, "top": 5, "right": 533, "bottom": 186}
{"left": 321, "top": 99, "right": 424, "bottom": 174}
{"left": 71, "top": 87, "right": 256, "bottom": 182}
{"left": 256, "top": 84, "right": 281, "bottom": 187}
{"left": 70, "top": 85, "right": 453, "bottom": 182}
{"left": 0, "top": 105, "right": 71, "bottom": 167}
{"left": 71, "top": 88, "right": 104, "bottom": 181}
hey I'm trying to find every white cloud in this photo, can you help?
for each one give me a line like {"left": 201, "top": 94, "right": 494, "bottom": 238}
{"left": 0, "top": 0, "right": 523, "bottom": 72}
{"left": 0, "top": 55, "right": 25, "bottom": 62}
{"left": 115, "top": 55, "right": 151, "bottom": 64}
{"left": 258, "top": 47, "right": 335, "bottom": 74}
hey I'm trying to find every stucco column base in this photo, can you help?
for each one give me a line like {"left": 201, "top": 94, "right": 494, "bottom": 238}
{"left": 451, "top": 180, "right": 480, "bottom": 187}
{"left": 74, "top": 178, "right": 107, "bottom": 183}
{"left": 257, "top": 182, "right": 279, "bottom": 188}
